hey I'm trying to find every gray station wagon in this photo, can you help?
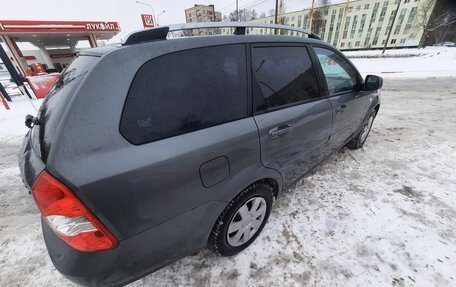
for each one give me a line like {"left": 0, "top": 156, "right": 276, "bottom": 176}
{"left": 19, "top": 22, "right": 382, "bottom": 286}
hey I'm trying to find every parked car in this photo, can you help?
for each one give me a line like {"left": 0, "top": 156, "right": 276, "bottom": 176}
{"left": 19, "top": 23, "right": 382, "bottom": 286}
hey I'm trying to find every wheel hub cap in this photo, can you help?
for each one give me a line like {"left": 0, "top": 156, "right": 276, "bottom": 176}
{"left": 226, "top": 197, "right": 267, "bottom": 247}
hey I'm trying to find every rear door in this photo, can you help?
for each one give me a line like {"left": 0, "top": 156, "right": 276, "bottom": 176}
{"left": 312, "top": 46, "right": 367, "bottom": 154}
{"left": 251, "top": 44, "right": 332, "bottom": 185}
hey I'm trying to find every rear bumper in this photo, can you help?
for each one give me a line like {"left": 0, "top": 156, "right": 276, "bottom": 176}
{"left": 20, "top": 127, "right": 228, "bottom": 286}
{"left": 43, "top": 200, "right": 226, "bottom": 286}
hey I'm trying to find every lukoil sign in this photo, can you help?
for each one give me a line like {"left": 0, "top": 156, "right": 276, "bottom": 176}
{"left": 86, "top": 23, "right": 117, "bottom": 31}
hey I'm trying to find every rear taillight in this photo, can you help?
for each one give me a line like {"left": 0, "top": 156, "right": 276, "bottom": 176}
{"left": 32, "top": 171, "right": 118, "bottom": 252}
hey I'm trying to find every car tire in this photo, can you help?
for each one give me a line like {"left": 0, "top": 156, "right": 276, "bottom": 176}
{"left": 208, "top": 183, "right": 273, "bottom": 256}
{"left": 346, "top": 110, "right": 376, "bottom": 150}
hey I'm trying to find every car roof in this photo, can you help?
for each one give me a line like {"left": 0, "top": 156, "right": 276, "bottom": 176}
{"left": 80, "top": 34, "right": 331, "bottom": 57}
{"left": 81, "top": 21, "right": 334, "bottom": 57}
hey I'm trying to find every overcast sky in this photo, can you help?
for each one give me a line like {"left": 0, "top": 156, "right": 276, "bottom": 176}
{"left": 0, "top": 0, "right": 345, "bottom": 50}
{"left": 0, "top": 0, "right": 344, "bottom": 33}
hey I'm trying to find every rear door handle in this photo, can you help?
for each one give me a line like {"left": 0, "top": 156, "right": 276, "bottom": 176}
{"left": 336, "top": 105, "right": 347, "bottom": 113}
{"left": 269, "top": 124, "right": 292, "bottom": 139}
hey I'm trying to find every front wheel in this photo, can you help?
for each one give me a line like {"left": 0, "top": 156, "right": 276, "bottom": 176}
{"left": 346, "top": 110, "right": 376, "bottom": 150}
{"left": 208, "top": 183, "right": 273, "bottom": 256}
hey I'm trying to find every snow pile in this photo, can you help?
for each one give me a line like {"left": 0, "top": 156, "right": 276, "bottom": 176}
{"left": 0, "top": 97, "right": 41, "bottom": 140}
{"left": 345, "top": 46, "right": 456, "bottom": 78}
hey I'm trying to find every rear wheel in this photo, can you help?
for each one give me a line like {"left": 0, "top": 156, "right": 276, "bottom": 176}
{"left": 208, "top": 183, "right": 273, "bottom": 256}
{"left": 347, "top": 110, "right": 376, "bottom": 150}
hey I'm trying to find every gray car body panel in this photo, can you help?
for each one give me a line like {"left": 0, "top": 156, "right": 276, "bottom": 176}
{"left": 19, "top": 34, "right": 380, "bottom": 286}
{"left": 253, "top": 99, "right": 333, "bottom": 184}
{"left": 46, "top": 36, "right": 293, "bottom": 240}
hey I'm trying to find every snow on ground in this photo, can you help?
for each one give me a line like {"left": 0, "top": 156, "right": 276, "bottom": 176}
{"left": 0, "top": 97, "right": 41, "bottom": 140}
{"left": 345, "top": 46, "right": 456, "bottom": 79}
{"left": 1, "top": 70, "right": 456, "bottom": 285}
{"left": 132, "top": 77, "right": 456, "bottom": 287}
{"left": 0, "top": 97, "right": 43, "bottom": 220}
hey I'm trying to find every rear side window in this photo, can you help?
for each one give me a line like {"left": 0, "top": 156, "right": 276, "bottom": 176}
{"left": 252, "top": 46, "right": 320, "bottom": 113}
{"left": 121, "top": 45, "right": 247, "bottom": 145}
{"left": 314, "top": 47, "right": 357, "bottom": 94}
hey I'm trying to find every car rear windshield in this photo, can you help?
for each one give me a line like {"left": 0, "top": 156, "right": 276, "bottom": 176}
{"left": 36, "top": 55, "right": 97, "bottom": 163}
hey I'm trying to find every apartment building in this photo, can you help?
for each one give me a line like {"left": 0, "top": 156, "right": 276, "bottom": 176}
{"left": 249, "top": 0, "right": 436, "bottom": 50}
{"left": 185, "top": 4, "right": 222, "bottom": 23}
{"left": 185, "top": 4, "right": 222, "bottom": 36}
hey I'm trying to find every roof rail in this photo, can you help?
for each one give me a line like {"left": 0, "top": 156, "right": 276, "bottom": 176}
{"left": 123, "top": 22, "right": 320, "bottom": 46}
{"left": 167, "top": 22, "right": 320, "bottom": 39}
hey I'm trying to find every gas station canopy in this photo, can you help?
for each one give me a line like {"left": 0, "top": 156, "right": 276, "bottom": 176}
{"left": 0, "top": 20, "right": 121, "bottom": 75}
{"left": 0, "top": 20, "right": 120, "bottom": 46}
{"left": 0, "top": 20, "right": 121, "bottom": 99}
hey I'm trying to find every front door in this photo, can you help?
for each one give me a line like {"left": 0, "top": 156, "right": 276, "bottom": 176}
{"left": 251, "top": 45, "right": 332, "bottom": 185}
{"left": 312, "top": 46, "right": 367, "bottom": 155}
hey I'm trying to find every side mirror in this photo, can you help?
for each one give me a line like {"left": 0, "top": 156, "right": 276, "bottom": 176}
{"left": 364, "top": 75, "right": 383, "bottom": 91}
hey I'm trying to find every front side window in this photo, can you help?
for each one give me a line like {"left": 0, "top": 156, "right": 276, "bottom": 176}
{"left": 314, "top": 47, "right": 357, "bottom": 95}
{"left": 252, "top": 46, "right": 320, "bottom": 112}
{"left": 121, "top": 45, "right": 247, "bottom": 145}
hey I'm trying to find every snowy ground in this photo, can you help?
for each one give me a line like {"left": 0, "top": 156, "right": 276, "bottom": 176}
{"left": 133, "top": 77, "right": 456, "bottom": 287}
{"left": 346, "top": 46, "right": 456, "bottom": 79}
{"left": 1, "top": 71, "right": 456, "bottom": 285}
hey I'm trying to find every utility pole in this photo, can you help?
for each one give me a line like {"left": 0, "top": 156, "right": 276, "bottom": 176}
{"left": 274, "top": 0, "right": 279, "bottom": 34}
{"left": 274, "top": 0, "right": 279, "bottom": 24}
{"left": 382, "top": 0, "right": 401, "bottom": 54}
{"left": 308, "top": 0, "right": 315, "bottom": 31}
{"left": 279, "top": 0, "right": 284, "bottom": 24}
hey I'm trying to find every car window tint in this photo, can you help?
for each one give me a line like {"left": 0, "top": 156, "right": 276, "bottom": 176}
{"left": 121, "top": 44, "right": 247, "bottom": 145}
{"left": 37, "top": 55, "right": 96, "bottom": 162}
{"left": 252, "top": 46, "right": 320, "bottom": 112}
{"left": 314, "top": 47, "right": 357, "bottom": 94}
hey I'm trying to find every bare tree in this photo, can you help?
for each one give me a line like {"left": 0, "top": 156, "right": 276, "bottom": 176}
{"left": 226, "top": 8, "right": 259, "bottom": 22}
{"left": 415, "top": 0, "right": 456, "bottom": 47}
{"left": 312, "top": 10, "right": 323, "bottom": 33}
{"left": 430, "top": 11, "right": 456, "bottom": 44}
{"left": 312, "top": 0, "right": 331, "bottom": 34}
{"left": 276, "top": 3, "right": 288, "bottom": 25}
{"left": 260, "top": 11, "right": 267, "bottom": 19}
{"left": 265, "top": 3, "right": 287, "bottom": 23}
{"left": 415, "top": 0, "right": 435, "bottom": 47}
{"left": 251, "top": 9, "right": 258, "bottom": 20}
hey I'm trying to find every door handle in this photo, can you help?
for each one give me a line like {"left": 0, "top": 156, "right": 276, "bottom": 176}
{"left": 269, "top": 124, "right": 292, "bottom": 139}
{"left": 336, "top": 105, "right": 347, "bottom": 113}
